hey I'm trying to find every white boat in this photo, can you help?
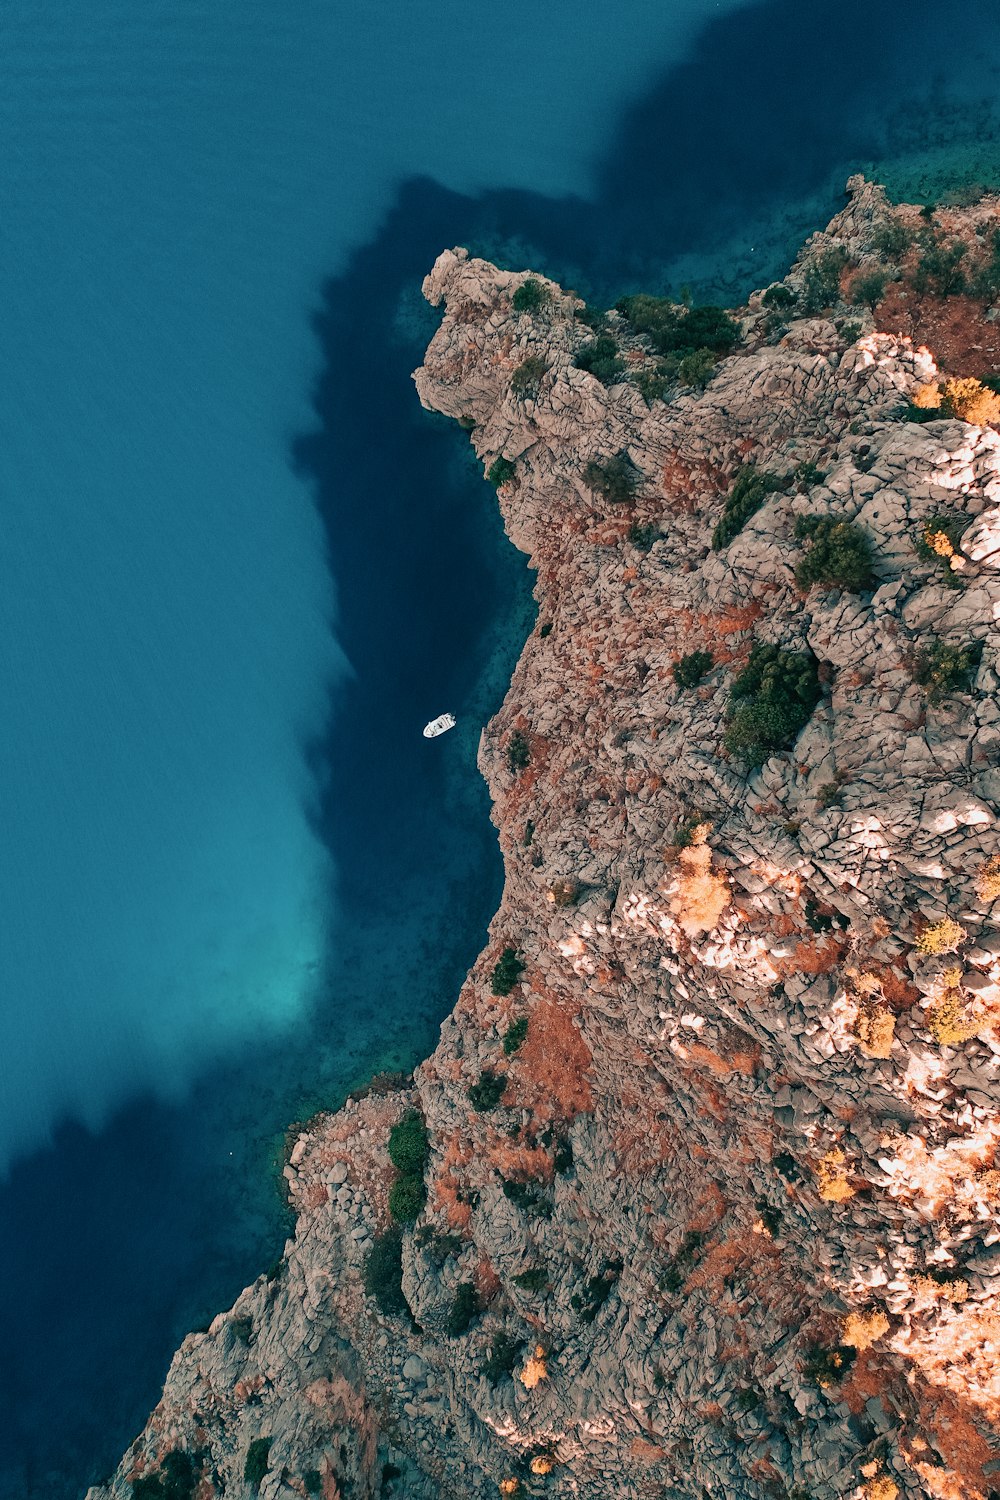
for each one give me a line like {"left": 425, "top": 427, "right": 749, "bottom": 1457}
{"left": 423, "top": 711, "right": 456, "bottom": 739}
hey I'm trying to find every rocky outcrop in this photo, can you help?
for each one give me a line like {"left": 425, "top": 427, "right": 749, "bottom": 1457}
{"left": 90, "top": 180, "right": 1000, "bottom": 1500}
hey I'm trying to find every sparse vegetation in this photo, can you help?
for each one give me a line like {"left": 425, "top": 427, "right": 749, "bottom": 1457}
{"left": 503, "top": 1016, "right": 529, "bottom": 1054}
{"left": 583, "top": 453, "right": 638, "bottom": 504}
{"left": 627, "top": 521, "right": 658, "bottom": 550}
{"left": 388, "top": 1171, "right": 426, "bottom": 1224}
{"left": 914, "top": 637, "right": 982, "bottom": 703}
{"left": 672, "top": 649, "right": 713, "bottom": 689}
{"left": 915, "top": 511, "right": 966, "bottom": 588}
{"left": 130, "top": 1451, "right": 198, "bottom": 1500}
{"left": 799, "top": 246, "right": 849, "bottom": 315}
{"left": 915, "top": 917, "right": 967, "bottom": 956}
{"left": 761, "top": 283, "right": 796, "bottom": 310}
{"left": 724, "top": 644, "right": 822, "bottom": 765}
{"left": 388, "top": 1110, "right": 429, "bottom": 1175}
{"left": 850, "top": 270, "right": 887, "bottom": 308}
{"left": 570, "top": 1266, "right": 620, "bottom": 1323}
{"left": 912, "top": 235, "right": 967, "bottom": 297}
{"left": 711, "top": 465, "right": 788, "bottom": 549}
{"left": 303, "top": 1471, "right": 323, "bottom": 1496}
{"left": 976, "top": 854, "right": 1000, "bottom": 903}
{"left": 816, "top": 1147, "right": 855, "bottom": 1203}
{"left": 547, "top": 876, "right": 582, "bottom": 907}
{"left": 364, "top": 1228, "right": 408, "bottom": 1316}
{"left": 794, "top": 514, "right": 875, "bottom": 591}
{"left": 445, "top": 1281, "right": 481, "bottom": 1336}
{"left": 575, "top": 334, "right": 625, "bottom": 385}
{"left": 487, "top": 456, "right": 516, "bottom": 487}
{"left": 802, "top": 1341, "right": 856, "bottom": 1388}
{"left": 467, "top": 1069, "right": 507, "bottom": 1111}
{"left": 510, "top": 356, "right": 548, "bottom": 399}
{"left": 512, "top": 278, "right": 548, "bottom": 314}
{"left": 513, "top": 1266, "right": 549, "bottom": 1293}
{"left": 492, "top": 947, "right": 525, "bottom": 997}
{"left": 677, "top": 346, "right": 719, "bottom": 388}
{"left": 483, "top": 1331, "right": 525, "bottom": 1383}
{"left": 507, "top": 730, "right": 531, "bottom": 772}
{"left": 244, "top": 1439, "right": 271, "bottom": 1489}
{"left": 872, "top": 218, "right": 913, "bottom": 260}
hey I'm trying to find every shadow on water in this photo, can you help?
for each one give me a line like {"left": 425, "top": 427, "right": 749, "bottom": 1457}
{"left": 4, "top": 0, "right": 1000, "bottom": 1494}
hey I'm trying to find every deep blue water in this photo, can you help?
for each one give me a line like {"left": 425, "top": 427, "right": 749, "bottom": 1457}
{"left": 1, "top": 1, "right": 1000, "bottom": 1495}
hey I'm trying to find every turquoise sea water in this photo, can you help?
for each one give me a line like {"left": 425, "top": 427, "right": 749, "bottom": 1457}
{"left": 1, "top": 1, "right": 1000, "bottom": 1494}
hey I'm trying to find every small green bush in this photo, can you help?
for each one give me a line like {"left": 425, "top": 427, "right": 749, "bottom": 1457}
{"left": 915, "top": 638, "right": 983, "bottom": 703}
{"left": 512, "top": 278, "right": 548, "bottom": 313}
{"left": 799, "top": 246, "right": 849, "bottom": 315}
{"left": 677, "top": 346, "right": 718, "bottom": 388}
{"left": 901, "top": 400, "right": 942, "bottom": 424}
{"left": 617, "top": 295, "right": 739, "bottom": 357}
{"left": 467, "top": 1069, "right": 507, "bottom": 1111}
{"left": 577, "top": 303, "right": 608, "bottom": 331}
{"left": 503, "top": 1016, "right": 529, "bottom": 1054}
{"left": 793, "top": 515, "right": 875, "bottom": 591}
{"left": 131, "top": 1451, "right": 198, "bottom": 1500}
{"left": 912, "top": 236, "right": 967, "bottom": 297}
{"left": 632, "top": 366, "right": 671, "bottom": 404}
{"left": 792, "top": 460, "right": 826, "bottom": 489}
{"left": 487, "top": 456, "right": 516, "bottom": 486}
{"left": 303, "top": 1472, "right": 323, "bottom": 1496}
{"left": 672, "top": 650, "right": 713, "bottom": 689}
{"left": 915, "top": 512, "right": 966, "bottom": 589}
{"left": 507, "top": 730, "right": 531, "bottom": 772}
{"left": 553, "top": 1136, "right": 574, "bottom": 1174}
{"left": 570, "top": 1269, "right": 619, "bottom": 1323}
{"left": 851, "top": 269, "right": 887, "bottom": 308}
{"left": 627, "top": 521, "right": 658, "bottom": 550}
{"left": 724, "top": 643, "right": 822, "bottom": 765}
{"left": 513, "top": 1266, "right": 549, "bottom": 1293}
{"left": 971, "top": 228, "right": 1000, "bottom": 300}
{"left": 483, "top": 1330, "right": 524, "bottom": 1384}
{"left": 575, "top": 334, "right": 625, "bottom": 385}
{"left": 872, "top": 219, "right": 912, "bottom": 260}
{"left": 761, "top": 283, "right": 796, "bottom": 310}
{"left": 711, "top": 465, "right": 788, "bottom": 550}
{"left": 388, "top": 1109, "right": 429, "bottom": 1175}
{"left": 389, "top": 1173, "right": 426, "bottom": 1224}
{"left": 244, "top": 1439, "right": 271, "bottom": 1489}
{"left": 802, "top": 1343, "right": 856, "bottom": 1389}
{"left": 492, "top": 947, "right": 525, "bottom": 997}
{"left": 510, "top": 355, "right": 548, "bottom": 398}
{"left": 502, "top": 1177, "right": 551, "bottom": 1216}
{"left": 445, "top": 1281, "right": 481, "bottom": 1336}
{"left": 364, "top": 1228, "right": 408, "bottom": 1316}
{"left": 583, "top": 453, "right": 638, "bottom": 504}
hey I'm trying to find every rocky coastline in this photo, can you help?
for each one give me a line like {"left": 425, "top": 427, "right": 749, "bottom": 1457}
{"left": 90, "top": 178, "right": 1000, "bottom": 1500}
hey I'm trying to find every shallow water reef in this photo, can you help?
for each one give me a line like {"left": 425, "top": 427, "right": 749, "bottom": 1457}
{"left": 90, "top": 178, "right": 1000, "bottom": 1500}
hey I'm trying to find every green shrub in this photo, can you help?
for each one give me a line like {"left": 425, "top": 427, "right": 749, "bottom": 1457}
{"left": 503, "top": 1016, "right": 529, "bottom": 1054}
{"left": 915, "top": 512, "right": 966, "bottom": 589}
{"left": 131, "top": 1451, "right": 198, "bottom": 1500}
{"left": 915, "top": 638, "right": 983, "bottom": 703}
{"left": 799, "top": 246, "right": 849, "bottom": 315}
{"left": 512, "top": 279, "right": 548, "bottom": 314}
{"left": 487, "top": 456, "right": 516, "bottom": 486}
{"left": 971, "top": 228, "right": 1000, "bottom": 300}
{"left": 388, "top": 1109, "right": 429, "bottom": 1175}
{"left": 577, "top": 303, "right": 608, "bottom": 332}
{"left": 483, "top": 1331, "right": 524, "bottom": 1384}
{"left": 570, "top": 1268, "right": 619, "bottom": 1323}
{"left": 711, "top": 465, "right": 788, "bottom": 550}
{"left": 507, "top": 730, "right": 531, "bottom": 772}
{"left": 492, "top": 947, "right": 525, "bottom": 997}
{"left": 761, "top": 283, "right": 796, "bottom": 310}
{"left": 467, "top": 1069, "right": 507, "bottom": 1111}
{"left": 793, "top": 515, "right": 875, "bottom": 591}
{"left": 851, "top": 270, "right": 887, "bottom": 308}
{"left": 513, "top": 1266, "right": 549, "bottom": 1293}
{"left": 872, "top": 219, "right": 912, "bottom": 260}
{"left": 632, "top": 366, "right": 671, "bottom": 404}
{"left": 244, "top": 1439, "right": 271, "bottom": 1489}
{"left": 510, "top": 355, "right": 548, "bottom": 398}
{"left": 912, "top": 236, "right": 967, "bottom": 297}
{"left": 901, "top": 400, "right": 942, "bottom": 423}
{"left": 364, "top": 1228, "right": 408, "bottom": 1316}
{"left": 724, "top": 644, "right": 822, "bottom": 765}
{"left": 627, "top": 521, "right": 658, "bottom": 550}
{"left": 389, "top": 1172, "right": 426, "bottom": 1224}
{"left": 445, "top": 1281, "right": 481, "bottom": 1336}
{"left": 553, "top": 1136, "right": 574, "bottom": 1174}
{"left": 792, "top": 460, "right": 826, "bottom": 489}
{"left": 303, "top": 1472, "right": 322, "bottom": 1496}
{"left": 502, "top": 1177, "right": 551, "bottom": 1216}
{"left": 230, "top": 1315, "right": 254, "bottom": 1346}
{"left": 583, "top": 453, "right": 638, "bottom": 504}
{"left": 677, "top": 346, "right": 718, "bottom": 388}
{"left": 672, "top": 650, "right": 713, "bottom": 689}
{"left": 617, "top": 295, "right": 739, "bottom": 358}
{"left": 575, "top": 334, "right": 625, "bottom": 385}
{"left": 416, "top": 1229, "right": 464, "bottom": 1266}
{"left": 802, "top": 1343, "right": 856, "bottom": 1389}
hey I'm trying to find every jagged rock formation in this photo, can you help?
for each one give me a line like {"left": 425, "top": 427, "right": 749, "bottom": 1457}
{"left": 90, "top": 179, "right": 1000, "bottom": 1500}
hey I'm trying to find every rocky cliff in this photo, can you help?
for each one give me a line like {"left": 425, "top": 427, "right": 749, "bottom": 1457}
{"left": 90, "top": 179, "right": 1000, "bottom": 1500}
